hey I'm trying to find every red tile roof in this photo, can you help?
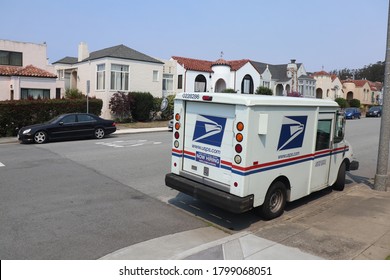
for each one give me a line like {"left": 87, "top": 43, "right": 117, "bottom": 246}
{"left": 172, "top": 56, "right": 250, "bottom": 72}
{"left": 0, "top": 65, "right": 57, "bottom": 78}
{"left": 313, "top": 70, "right": 331, "bottom": 76}
{"left": 342, "top": 79, "right": 369, "bottom": 87}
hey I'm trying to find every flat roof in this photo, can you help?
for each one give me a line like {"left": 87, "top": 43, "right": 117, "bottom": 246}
{"left": 176, "top": 92, "right": 339, "bottom": 108}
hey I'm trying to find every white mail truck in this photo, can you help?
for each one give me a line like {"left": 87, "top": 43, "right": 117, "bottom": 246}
{"left": 165, "top": 92, "right": 359, "bottom": 220}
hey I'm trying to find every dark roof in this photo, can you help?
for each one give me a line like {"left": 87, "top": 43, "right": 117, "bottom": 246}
{"left": 87, "top": 44, "right": 163, "bottom": 64}
{"left": 251, "top": 61, "right": 303, "bottom": 82}
{"left": 53, "top": 44, "right": 163, "bottom": 65}
{"left": 53, "top": 56, "right": 78, "bottom": 65}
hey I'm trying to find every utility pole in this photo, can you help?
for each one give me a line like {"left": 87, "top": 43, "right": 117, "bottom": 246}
{"left": 374, "top": 0, "right": 390, "bottom": 191}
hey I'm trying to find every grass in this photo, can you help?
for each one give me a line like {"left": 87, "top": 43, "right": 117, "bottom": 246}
{"left": 116, "top": 120, "right": 169, "bottom": 129}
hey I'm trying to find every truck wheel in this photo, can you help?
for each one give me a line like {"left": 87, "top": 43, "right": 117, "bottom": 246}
{"left": 257, "top": 181, "right": 287, "bottom": 220}
{"left": 332, "top": 162, "right": 346, "bottom": 191}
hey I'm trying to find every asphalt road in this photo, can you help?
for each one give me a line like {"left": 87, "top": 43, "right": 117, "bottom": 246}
{"left": 0, "top": 117, "right": 383, "bottom": 259}
{"left": 0, "top": 132, "right": 206, "bottom": 259}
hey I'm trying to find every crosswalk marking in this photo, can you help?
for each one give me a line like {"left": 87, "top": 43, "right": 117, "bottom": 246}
{"left": 0, "top": 162, "right": 5, "bottom": 167}
{"left": 95, "top": 140, "right": 162, "bottom": 148}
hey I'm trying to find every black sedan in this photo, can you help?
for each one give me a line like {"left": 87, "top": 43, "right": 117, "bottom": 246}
{"left": 17, "top": 113, "right": 116, "bottom": 144}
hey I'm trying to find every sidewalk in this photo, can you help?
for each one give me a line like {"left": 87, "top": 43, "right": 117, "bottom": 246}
{"left": 101, "top": 183, "right": 390, "bottom": 260}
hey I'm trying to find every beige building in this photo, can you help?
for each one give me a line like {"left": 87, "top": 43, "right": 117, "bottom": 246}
{"left": 53, "top": 43, "right": 164, "bottom": 118}
{"left": 342, "top": 79, "right": 378, "bottom": 111}
{"left": 0, "top": 39, "right": 63, "bottom": 101}
{"left": 312, "top": 71, "right": 343, "bottom": 100}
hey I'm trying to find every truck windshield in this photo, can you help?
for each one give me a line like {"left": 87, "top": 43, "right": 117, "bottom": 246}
{"left": 334, "top": 112, "right": 345, "bottom": 143}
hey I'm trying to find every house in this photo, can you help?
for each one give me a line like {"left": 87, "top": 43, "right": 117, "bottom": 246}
{"left": 342, "top": 79, "right": 382, "bottom": 111}
{"left": 170, "top": 56, "right": 316, "bottom": 98}
{"left": 53, "top": 43, "right": 164, "bottom": 118}
{"left": 0, "top": 39, "right": 63, "bottom": 101}
{"left": 312, "top": 71, "right": 343, "bottom": 100}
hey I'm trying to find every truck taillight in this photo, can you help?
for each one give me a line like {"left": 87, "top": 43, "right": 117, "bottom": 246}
{"left": 175, "top": 113, "right": 180, "bottom": 121}
{"left": 174, "top": 131, "right": 180, "bottom": 139}
{"left": 234, "top": 122, "right": 244, "bottom": 164}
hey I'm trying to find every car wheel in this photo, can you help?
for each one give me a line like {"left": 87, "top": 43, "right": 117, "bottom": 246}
{"left": 332, "top": 162, "right": 346, "bottom": 191}
{"left": 256, "top": 181, "right": 287, "bottom": 220}
{"left": 34, "top": 131, "right": 47, "bottom": 144}
{"left": 94, "top": 128, "right": 105, "bottom": 139}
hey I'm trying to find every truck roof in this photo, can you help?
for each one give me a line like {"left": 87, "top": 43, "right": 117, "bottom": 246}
{"left": 176, "top": 92, "right": 339, "bottom": 108}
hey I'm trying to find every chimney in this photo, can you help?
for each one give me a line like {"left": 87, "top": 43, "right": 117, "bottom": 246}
{"left": 78, "top": 42, "right": 89, "bottom": 62}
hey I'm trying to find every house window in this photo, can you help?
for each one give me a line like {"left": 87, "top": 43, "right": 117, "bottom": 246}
{"left": 178, "top": 75, "right": 183, "bottom": 89}
{"left": 263, "top": 81, "right": 270, "bottom": 88}
{"left": 153, "top": 70, "right": 159, "bottom": 82}
{"left": 110, "top": 64, "right": 129, "bottom": 90}
{"left": 96, "top": 64, "right": 105, "bottom": 90}
{"left": 163, "top": 74, "right": 174, "bottom": 91}
{"left": 195, "top": 74, "right": 207, "bottom": 92}
{"left": 21, "top": 88, "right": 50, "bottom": 99}
{"left": 0, "top": 50, "right": 22, "bottom": 66}
{"left": 241, "top": 75, "right": 254, "bottom": 94}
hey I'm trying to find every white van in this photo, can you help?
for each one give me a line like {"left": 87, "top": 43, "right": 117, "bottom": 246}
{"left": 165, "top": 92, "right": 359, "bottom": 220}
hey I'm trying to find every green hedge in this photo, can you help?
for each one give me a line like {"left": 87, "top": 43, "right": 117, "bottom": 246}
{"left": 128, "top": 92, "right": 154, "bottom": 121}
{"left": 0, "top": 98, "right": 102, "bottom": 137}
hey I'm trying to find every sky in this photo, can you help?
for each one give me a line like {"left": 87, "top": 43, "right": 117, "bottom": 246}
{"left": 1, "top": 0, "right": 388, "bottom": 72}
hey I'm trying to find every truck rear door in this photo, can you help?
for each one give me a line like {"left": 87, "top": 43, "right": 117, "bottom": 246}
{"left": 182, "top": 101, "right": 235, "bottom": 186}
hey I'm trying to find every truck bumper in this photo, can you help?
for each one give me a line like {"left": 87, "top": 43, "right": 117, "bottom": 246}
{"left": 165, "top": 173, "right": 254, "bottom": 214}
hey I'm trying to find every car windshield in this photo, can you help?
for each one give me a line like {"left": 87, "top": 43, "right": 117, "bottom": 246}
{"left": 345, "top": 108, "right": 355, "bottom": 112}
{"left": 369, "top": 107, "right": 380, "bottom": 111}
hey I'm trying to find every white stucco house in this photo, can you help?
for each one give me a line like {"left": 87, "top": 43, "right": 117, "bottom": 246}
{"left": 0, "top": 39, "right": 63, "bottom": 101}
{"left": 170, "top": 56, "right": 316, "bottom": 98}
{"left": 53, "top": 42, "right": 164, "bottom": 118}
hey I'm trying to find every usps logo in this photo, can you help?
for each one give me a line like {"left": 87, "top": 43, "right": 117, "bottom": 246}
{"left": 193, "top": 115, "right": 226, "bottom": 147}
{"left": 277, "top": 116, "right": 307, "bottom": 151}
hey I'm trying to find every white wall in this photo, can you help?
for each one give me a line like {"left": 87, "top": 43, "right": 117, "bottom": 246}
{"left": 235, "top": 62, "right": 261, "bottom": 93}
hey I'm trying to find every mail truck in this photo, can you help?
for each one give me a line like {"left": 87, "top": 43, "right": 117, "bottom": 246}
{"left": 165, "top": 92, "right": 359, "bottom": 220}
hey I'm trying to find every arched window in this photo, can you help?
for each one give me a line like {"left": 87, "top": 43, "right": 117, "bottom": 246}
{"left": 316, "top": 88, "right": 323, "bottom": 99}
{"left": 194, "top": 74, "right": 207, "bottom": 92}
{"left": 241, "top": 75, "right": 254, "bottom": 94}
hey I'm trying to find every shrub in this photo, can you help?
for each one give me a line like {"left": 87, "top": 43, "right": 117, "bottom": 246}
{"left": 0, "top": 98, "right": 102, "bottom": 137}
{"left": 222, "top": 88, "right": 237, "bottom": 93}
{"left": 109, "top": 91, "right": 135, "bottom": 122}
{"left": 335, "top": 97, "right": 348, "bottom": 108}
{"left": 348, "top": 98, "right": 361, "bottom": 108}
{"left": 129, "top": 92, "right": 154, "bottom": 121}
{"left": 255, "top": 86, "right": 273, "bottom": 95}
{"left": 65, "top": 88, "right": 84, "bottom": 99}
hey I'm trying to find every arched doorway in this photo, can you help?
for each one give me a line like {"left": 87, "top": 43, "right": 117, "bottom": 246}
{"left": 241, "top": 75, "right": 254, "bottom": 94}
{"left": 194, "top": 74, "right": 207, "bottom": 92}
{"left": 276, "top": 84, "right": 284, "bottom": 96}
{"left": 71, "top": 70, "right": 78, "bottom": 89}
{"left": 286, "top": 84, "right": 291, "bottom": 94}
{"left": 347, "top": 91, "right": 353, "bottom": 101}
{"left": 316, "top": 88, "right": 323, "bottom": 99}
{"left": 215, "top": 79, "right": 226, "bottom": 93}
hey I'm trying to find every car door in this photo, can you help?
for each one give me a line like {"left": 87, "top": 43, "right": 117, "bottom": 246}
{"left": 75, "top": 114, "right": 97, "bottom": 137}
{"left": 47, "top": 114, "right": 77, "bottom": 139}
{"left": 310, "top": 113, "right": 334, "bottom": 191}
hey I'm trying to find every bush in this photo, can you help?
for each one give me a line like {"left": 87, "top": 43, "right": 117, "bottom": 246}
{"left": 255, "top": 86, "right": 273, "bottom": 95}
{"left": 129, "top": 92, "right": 154, "bottom": 121}
{"left": 222, "top": 88, "right": 237, "bottom": 93}
{"left": 348, "top": 98, "right": 361, "bottom": 108}
{"left": 109, "top": 92, "right": 135, "bottom": 122}
{"left": 0, "top": 98, "right": 102, "bottom": 137}
{"left": 335, "top": 97, "right": 348, "bottom": 108}
{"left": 65, "top": 88, "right": 84, "bottom": 99}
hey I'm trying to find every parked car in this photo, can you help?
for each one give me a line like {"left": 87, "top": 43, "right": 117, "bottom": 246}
{"left": 344, "top": 107, "right": 361, "bottom": 119}
{"left": 168, "top": 119, "right": 173, "bottom": 131}
{"left": 366, "top": 106, "right": 382, "bottom": 117}
{"left": 17, "top": 113, "right": 116, "bottom": 144}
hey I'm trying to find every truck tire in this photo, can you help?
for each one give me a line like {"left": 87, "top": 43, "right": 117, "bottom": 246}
{"left": 332, "top": 162, "right": 346, "bottom": 191}
{"left": 257, "top": 181, "right": 287, "bottom": 220}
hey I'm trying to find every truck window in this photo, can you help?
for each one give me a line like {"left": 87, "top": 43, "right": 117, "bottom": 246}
{"left": 315, "top": 119, "right": 331, "bottom": 151}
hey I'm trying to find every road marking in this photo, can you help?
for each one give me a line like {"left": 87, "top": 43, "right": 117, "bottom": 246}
{"left": 0, "top": 162, "right": 5, "bottom": 167}
{"left": 95, "top": 139, "right": 162, "bottom": 148}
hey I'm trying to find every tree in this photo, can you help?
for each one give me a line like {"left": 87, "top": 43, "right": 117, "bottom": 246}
{"left": 335, "top": 97, "right": 348, "bottom": 108}
{"left": 255, "top": 86, "right": 273, "bottom": 95}
{"left": 348, "top": 98, "right": 361, "bottom": 108}
{"left": 109, "top": 92, "right": 134, "bottom": 122}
